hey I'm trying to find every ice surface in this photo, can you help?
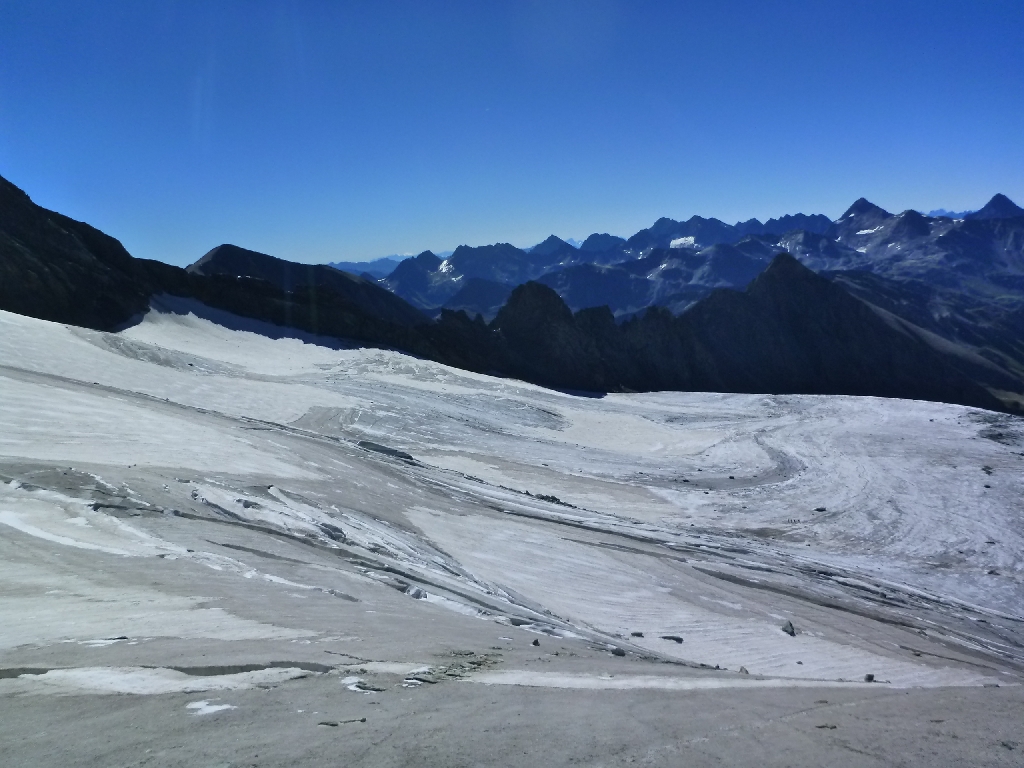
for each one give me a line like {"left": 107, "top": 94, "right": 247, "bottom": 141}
{"left": 1, "top": 303, "right": 1022, "bottom": 701}
{"left": 186, "top": 700, "right": 237, "bottom": 715}
{"left": 0, "top": 666, "right": 308, "bottom": 696}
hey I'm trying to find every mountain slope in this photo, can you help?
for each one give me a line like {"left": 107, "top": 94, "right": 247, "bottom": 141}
{"left": 326, "top": 256, "right": 401, "bottom": 278}
{"left": 429, "top": 255, "right": 1009, "bottom": 410}
{"left": 3, "top": 171, "right": 1019, "bottom": 411}
{"left": 188, "top": 243, "right": 425, "bottom": 327}
{"left": 0, "top": 174, "right": 154, "bottom": 329}
{"left": 966, "top": 194, "right": 1024, "bottom": 221}
{"left": 669, "top": 254, "right": 1003, "bottom": 407}
{"left": 0, "top": 174, "right": 431, "bottom": 350}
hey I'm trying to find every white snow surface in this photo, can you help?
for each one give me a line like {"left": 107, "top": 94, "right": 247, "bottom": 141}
{"left": 1, "top": 303, "right": 1022, "bottom": 692}
{"left": 0, "top": 666, "right": 308, "bottom": 696}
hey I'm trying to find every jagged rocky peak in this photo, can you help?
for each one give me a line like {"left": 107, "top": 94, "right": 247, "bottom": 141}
{"left": 579, "top": 233, "right": 626, "bottom": 252}
{"left": 493, "top": 280, "right": 574, "bottom": 332}
{"left": 411, "top": 250, "right": 442, "bottom": 266}
{"left": 529, "top": 234, "right": 574, "bottom": 257}
{"left": 966, "top": 193, "right": 1024, "bottom": 221}
{"left": 887, "top": 209, "right": 932, "bottom": 239}
{"left": 839, "top": 198, "right": 892, "bottom": 220}
{"left": 827, "top": 198, "right": 894, "bottom": 242}
{"left": 187, "top": 243, "right": 265, "bottom": 273}
{"left": 749, "top": 251, "right": 808, "bottom": 284}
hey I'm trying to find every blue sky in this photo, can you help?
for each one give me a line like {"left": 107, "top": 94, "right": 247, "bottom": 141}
{"left": 1, "top": 1, "right": 1022, "bottom": 266}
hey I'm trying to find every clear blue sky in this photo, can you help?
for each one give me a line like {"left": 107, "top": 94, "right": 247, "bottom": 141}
{"left": 1, "top": 1, "right": 1021, "bottom": 266}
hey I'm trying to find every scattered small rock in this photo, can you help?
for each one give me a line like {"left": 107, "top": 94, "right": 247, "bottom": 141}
{"left": 781, "top": 620, "right": 796, "bottom": 636}
{"left": 610, "top": 647, "right": 626, "bottom": 657}
{"left": 864, "top": 673, "right": 875, "bottom": 683}
{"left": 630, "top": 631, "right": 644, "bottom": 638}
{"left": 739, "top": 666, "right": 749, "bottom": 675}
{"left": 320, "top": 717, "right": 366, "bottom": 726}
{"left": 815, "top": 724, "right": 837, "bottom": 730}
{"left": 531, "top": 638, "right": 540, "bottom": 647}
{"left": 1001, "top": 741, "right": 1018, "bottom": 750}
{"left": 660, "top": 635, "right": 684, "bottom": 644}
{"left": 814, "top": 507, "right": 826, "bottom": 512}
{"left": 728, "top": 476, "right": 735, "bottom": 480}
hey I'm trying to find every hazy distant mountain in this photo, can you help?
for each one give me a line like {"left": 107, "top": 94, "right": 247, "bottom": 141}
{"left": 623, "top": 212, "right": 832, "bottom": 251}
{"left": 379, "top": 194, "right": 1024, "bottom": 354}
{"left": 382, "top": 237, "right": 596, "bottom": 309}
{"left": 380, "top": 211, "right": 833, "bottom": 315}
{"left": 442, "top": 277, "right": 514, "bottom": 321}
{"left": 326, "top": 256, "right": 402, "bottom": 278}
{"left": 927, "top": 208, "right": 973, "bottom": 219}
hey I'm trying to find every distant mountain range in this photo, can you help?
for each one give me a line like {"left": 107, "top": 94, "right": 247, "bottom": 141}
{"left": 1, "top": 170, "right": 1022, "bottom": 412}
{"left": 368, "top": 195, "right": 1024, "bottom": 399}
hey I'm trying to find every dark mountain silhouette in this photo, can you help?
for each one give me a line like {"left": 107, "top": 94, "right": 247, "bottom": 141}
{"left": 826, "top": 198, "right": 894, "bottom": 243}
{"left": 626, "top": 215, "right": 740, "bottom": 251}
{"left": 2, "top": 170, "right": 1021, "bottom": 412}
{"left": 189, "top": 244, "right": 426, "bottom": 327}
{"left": 528, "top": 235, "right": 578, "bottom": 259}
{"left": 670, "top": 255, "right": 1003, "bottom": 405}
{"left": 442, "top": 278, "right": 513, "bottom": 320}
{"left": 762, "top": 213, "right": 832, "bottom": 236}
{"left": 965, "top": 194, "right": 1024, "bottom": 221}
{"left": 440, "top": 256, "right": 1006, "bottom": 410}
{"left": 382, "top": 250, "right": 447, "bottom": 307}
{"left": 327, "top": 256, "right": 401, "bottom": 279}
{"left": 536, "top": 263, "right": 657, "bottom": 316}
{"left": 0, "top": 175, "right": 432, "bottom": 351}
{"left": 579, "top": 233, "right": 626, "bottom": 252}
{"left": 0, "top": 173, "right": 154, "bottom": 329}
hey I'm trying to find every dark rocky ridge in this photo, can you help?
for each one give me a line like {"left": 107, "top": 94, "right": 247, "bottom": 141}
{"left": 0, "top": 175, "right": 432, "bottom": 352}
{"left": 0, "top": 174, "right": 152, "bottom": 329}
{"left": 463, "top": 257, "right": 1005, "bottom": 411}
{"left": 1, "top": 171, "right": 1019, "bottom": 412}
{"left": 966, "top": 194, "right": 1024, "bottom": 221}
{"left": 189, "top": 244, "right": 425, "bottom": 327}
